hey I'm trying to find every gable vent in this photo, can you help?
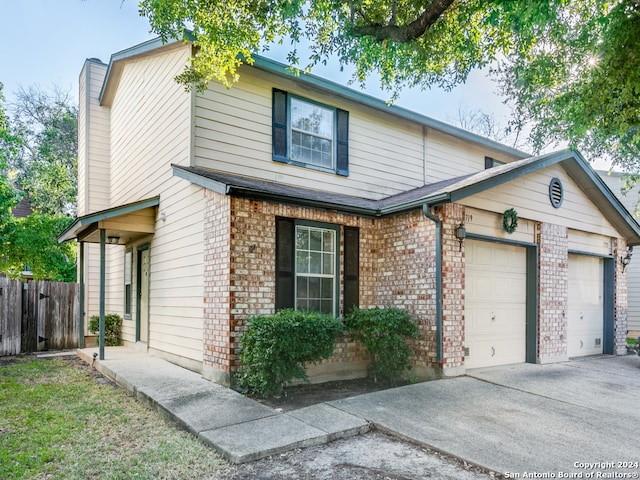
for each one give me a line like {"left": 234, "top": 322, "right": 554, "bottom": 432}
{"left": 549, "top": 177, "right": 564, "bottom": 208}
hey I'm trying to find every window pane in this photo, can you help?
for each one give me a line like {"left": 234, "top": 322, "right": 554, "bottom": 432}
{"left": 323, "top": 230, "right": 334, "bottom": 251}
{"left": 296, "top": 277, "right": 308, "bottom": 299}
{"left": 290, "top": 97, "right": 334, "bottom": 168}
{"left": 309, "top": 252, "right": 322, "bottom": 274}
{"left": 296, "top": 251, "right": 309, "bottom": 273}
{"left": 322, "top": 252, "right": 334, "bottom": 275}
{"left": 309, "top": 229, "right": 322, "bottom": 251}
{"left": 294, "top": 224, "right": 336, "bottom": 316}
{"left": 308, "top": 277, "right": 320, "bottom": 298}
{"left": 321, "top": 278, "right": 333, "bottom": 298}
{"left": 296, "top": 226, "right": 309, "bottom": 249}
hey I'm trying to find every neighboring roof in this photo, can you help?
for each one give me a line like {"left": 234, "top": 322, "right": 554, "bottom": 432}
{"left": 12, "top": 196, "right": 32, "bottom": 218}
{"left": 98, "top": 34, "right": 528, "bottom": 160}
{"left": 58, "top": 197, "right": 160, "bottom": 244}
{"left": 173, "top": 149, "right": 640, "bottom": 246}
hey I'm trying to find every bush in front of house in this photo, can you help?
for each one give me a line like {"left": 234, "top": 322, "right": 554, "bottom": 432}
{"left": 239, "top": 309, "right": 344, "bottom": 396}
{"left": 345, "top": 306, "right": 419, "bottom": 385}
{"left": 88, "top": 313, "right": 123, "bottom": 346}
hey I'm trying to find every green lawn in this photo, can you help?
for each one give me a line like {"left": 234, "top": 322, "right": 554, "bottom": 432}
{"left": 0, "top": 356, "right": 231, "bottom": 479}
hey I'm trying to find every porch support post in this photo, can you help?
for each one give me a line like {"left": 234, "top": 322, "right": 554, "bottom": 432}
{"left": 99, "top": 228, "right": 106, "bottom": 360}
{"left": 78, "top": 241, "right": 85, "bottom": 349}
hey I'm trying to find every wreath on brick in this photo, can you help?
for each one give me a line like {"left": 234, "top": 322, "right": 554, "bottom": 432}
{"left": 503, "top": 208, "right": 518, "bottom": 234}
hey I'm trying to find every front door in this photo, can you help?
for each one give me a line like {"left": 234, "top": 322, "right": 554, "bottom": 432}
{"left": 136, "top": 246, "right": 150, "bottom": 345}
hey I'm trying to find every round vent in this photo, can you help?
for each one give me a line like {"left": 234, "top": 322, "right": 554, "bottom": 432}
{"left": 549, "top": 177, "right": 563, "bottom": 208}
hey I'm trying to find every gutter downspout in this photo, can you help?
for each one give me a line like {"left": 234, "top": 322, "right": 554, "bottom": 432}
{"left": 422, "top": 204, "right": 443, "bottom": 362}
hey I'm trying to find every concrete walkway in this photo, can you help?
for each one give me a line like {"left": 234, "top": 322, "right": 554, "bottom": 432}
{"left": 78, "top": 348, "right": 640, "bottom": 476}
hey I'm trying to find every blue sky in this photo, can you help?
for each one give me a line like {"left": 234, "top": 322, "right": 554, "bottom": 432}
{"left": 1, "top": 0, "right": 511, "bottom": 126}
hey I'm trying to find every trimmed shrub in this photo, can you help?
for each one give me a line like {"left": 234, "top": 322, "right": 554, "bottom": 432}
{"left": 239, "top": 309, "right": 344, "bottom": 396}
{"left": 346, "top": 307, "right": 419, "bottom": 384}
{"left": 88, "top": 313, "right": 123, "bottom": 346}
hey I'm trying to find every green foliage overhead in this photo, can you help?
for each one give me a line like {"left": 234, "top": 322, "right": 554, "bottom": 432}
{"left": 6, "top": 85, "right": 78, "bottom": 217}
{"left": 0, "top": 84, "right": 76, "bottom": 281}
{"left": 140, "top": 0, "right": 640, "bottom": 173}
{"left": 239, "top": 309, "right": 344, "bottom": 396}
{"left": 346, "top": 306, "right": 419, "bottom": 384}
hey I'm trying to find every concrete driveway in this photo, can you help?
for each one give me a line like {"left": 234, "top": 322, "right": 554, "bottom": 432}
{"left": 330, "top": 355, "right": 640, "bottom": 477}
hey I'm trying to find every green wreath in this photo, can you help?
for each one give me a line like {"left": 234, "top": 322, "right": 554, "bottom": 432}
{"left": 503, "top": 208, "right": 518, "bottom": 234}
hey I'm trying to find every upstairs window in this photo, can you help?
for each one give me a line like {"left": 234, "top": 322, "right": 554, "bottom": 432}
{"left": 272, "top": 89, "right": 349, "bottom": 176}
{"left": 484, "top": 156, "right": 505, "bottom": 169}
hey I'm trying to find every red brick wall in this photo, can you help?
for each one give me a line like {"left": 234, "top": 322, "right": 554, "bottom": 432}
{"left": 437, "top": 204, "right": 466, "bottom": 370}
{"left": 376, "top": 210, "right": 438, "bottom": 371}
{"left": 202, "top": 195, "right": 456, "bottom": 382}
{"left": 537, "top": 222, "right": 569, "bottom": 361}
{"left": 203, "top": 189, "right": 232, "bottom": 376}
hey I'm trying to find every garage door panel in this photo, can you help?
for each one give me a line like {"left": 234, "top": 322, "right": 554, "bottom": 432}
{"left": 466, "top": 338, "right": 526, "bottom": 369}
{"left": 465, "top": 240, "right": 527, "bottom": 369}
{"left": 568, "top": 255, "right": 603, "bottom": 358}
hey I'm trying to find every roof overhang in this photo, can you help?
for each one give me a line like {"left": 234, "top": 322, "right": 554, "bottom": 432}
{"left": 58, "top": 197, "right": 160, "bottom": 244}
{"left": 173, "top": 149, "right": 640, "bottom": 246}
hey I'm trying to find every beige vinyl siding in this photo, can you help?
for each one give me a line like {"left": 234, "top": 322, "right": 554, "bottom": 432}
{"left": 78, "top": 61, "right": 111, "bottom": 329}
{"left": 194, "top": 67, "right": 426, "bottom": 199}
{"left": 464, "top": 207, "right": 536, "bottom": 244}
{"left": 425, "top": 129, "right": 519, "bottom": 183}
{"left": 462, "top": 164, "right": 618, "bottom": 237}
{"left": 80, "top": 61, "right": 111, "bottom": 215}
{"left": 568, "top": 229, "right": 612, "bottom": 256}
{"left": 599, "top": 172, "right": 640, "bottom": 332}
{"left": 106, "top": 45, "right": 204, "bottom": 363}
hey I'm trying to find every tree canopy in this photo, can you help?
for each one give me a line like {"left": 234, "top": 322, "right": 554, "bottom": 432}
{"left": 0, "top": 83, "right": 76, "bottom": 281}
{"left": 140, "top": 0, "right": 640, "bottom": 173}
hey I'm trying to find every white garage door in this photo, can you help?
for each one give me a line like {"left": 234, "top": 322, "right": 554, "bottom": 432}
{"left": 568, "top": 254, "right": 604, "bottom": 357}
{"left": 465, "top": 240, "right": 527, "bottom": 369}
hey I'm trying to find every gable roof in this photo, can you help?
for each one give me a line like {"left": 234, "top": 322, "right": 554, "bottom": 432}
{"left": 98, "top": 34, "right": 528, "bottom": 160}
{"left": 174, "top": 149, "right": 640, "bottom": 245}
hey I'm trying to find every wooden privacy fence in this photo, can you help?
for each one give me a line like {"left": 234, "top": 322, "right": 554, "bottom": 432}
{"left": 0, "top": 277, "right": 78, "bottom": 356}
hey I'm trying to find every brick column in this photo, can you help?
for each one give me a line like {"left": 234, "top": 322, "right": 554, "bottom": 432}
{"left": 202, "top": 189, "right": 233, "bottom": 386}
{"left": 537, "top": 222, "right": 569, "bottom": 363}
{"left": 436, "top": 203, "right": 465, "bottom": 375}
{"left": 613, "top": 238, "right": 628, "bottom": 355}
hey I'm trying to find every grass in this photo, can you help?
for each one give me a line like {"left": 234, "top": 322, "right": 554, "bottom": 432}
{"left": 0, "top": 356, "right": 232, "bottom": 480}
{"left": 628, "top": 338, "right": 638, "bottom": 345}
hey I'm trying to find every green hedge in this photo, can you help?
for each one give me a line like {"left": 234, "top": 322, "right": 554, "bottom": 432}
{"left": 345, "top": 307, "right": 418, "bottom": 384}
{"left": 88, "top": 313, "right": 123, "bottom": 346}
{"left": 239, "top": 309, "right": 344, "bottom": 396}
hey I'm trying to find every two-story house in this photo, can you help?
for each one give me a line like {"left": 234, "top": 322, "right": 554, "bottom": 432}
{"left": 60, "top": 36, "right": 640, "bottom": 387}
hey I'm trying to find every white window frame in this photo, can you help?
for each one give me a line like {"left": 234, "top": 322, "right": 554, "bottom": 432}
{"left": 294, "top": 222, "right": 339, "bottom": 316}
{"left": 289, "top": 96, "right": 337, "bottom": 172}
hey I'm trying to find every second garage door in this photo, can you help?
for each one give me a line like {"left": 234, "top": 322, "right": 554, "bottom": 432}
{"left": 465, "top": 240, "right": 527, "bottom": 369}
{"left": 568, "top": 254, "right": 604, "bottom": 357}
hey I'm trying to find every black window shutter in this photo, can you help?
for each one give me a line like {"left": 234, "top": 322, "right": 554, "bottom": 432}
{"left": 275, "top": 217, "right": 295, "bottom": 310}
{"left": 336, "top": 108, "right": 349, "bottom": 176}
{"left": 343, "top": 226, "right": 359, "bottom": 314}
{"left": 272, "top": 89, "right": 288, "bottom": 162}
